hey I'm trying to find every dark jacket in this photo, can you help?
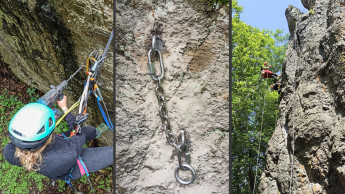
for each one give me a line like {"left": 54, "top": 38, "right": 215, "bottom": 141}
{"left": 4, "top": 113, "right": 97, "bottom": 180}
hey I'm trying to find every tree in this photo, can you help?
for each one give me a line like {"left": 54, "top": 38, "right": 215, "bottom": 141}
{"left": 232, "top": 1, "right": 289, "bottom": 193}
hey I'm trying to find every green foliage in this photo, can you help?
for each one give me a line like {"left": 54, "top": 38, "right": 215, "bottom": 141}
{"left": 232, "top": 0, "right": 289, "bottom": 193}
{"left": 0, "top": 93, "right": 48, "bottom": 193}
{"left": 26, "top": 87, "right": 39, "bottom": 102}
{"left": 96, "top": 172, "right": 112, "bottom": 191}
{"left": 308, "top": 8, "right": 315, "bottom": 15}
{"left": 308, "top": 5, "right": 316, "bottom": 15}
{"left": 232, "top": 0, "right": 243, "bottom": 16}
{"left": 57, "top": 180, "right": 66, "bottom": 192}
{"left": 54, "top": 119, "right": 69, "bottom": 134}
{"left": 0, "top": 91, "right": 25, "bottom": 134}
{"left": 0, "top": 91, "right": 113, "bottom": 193}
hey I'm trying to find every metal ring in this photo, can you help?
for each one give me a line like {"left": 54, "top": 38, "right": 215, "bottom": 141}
{"left": 174, "top": 164, "right": 196, "bottom": 185}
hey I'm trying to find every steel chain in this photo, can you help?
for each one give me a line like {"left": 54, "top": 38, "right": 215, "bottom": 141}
{"left": 154, "top": 80, "right": 180, "bottom": 150}
{"left": 148, "top": 34, "right": 195, "bottom": 185}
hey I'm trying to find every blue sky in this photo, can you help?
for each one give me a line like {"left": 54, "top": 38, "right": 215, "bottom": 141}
{"left": 238, "top": 0, "right": 308, "bottom": 35}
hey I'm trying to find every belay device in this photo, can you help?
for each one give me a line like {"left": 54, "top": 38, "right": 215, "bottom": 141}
{"left": 147, "top": 33, "right": 196, "bottom": 185}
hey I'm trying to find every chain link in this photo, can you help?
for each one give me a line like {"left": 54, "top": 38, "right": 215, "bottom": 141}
{"left": 148, "top": 34, "right": 196, "bottom": 185}
{"left": 154, "top": 80, "right": 179, "bottom": 148}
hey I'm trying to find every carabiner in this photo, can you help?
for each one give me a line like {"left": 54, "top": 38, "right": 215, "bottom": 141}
{"left": 177, "top": 130, "right": 191, "bottom": 171}
{"left": 147, "top": 48, "right": 164, "bottom": 81}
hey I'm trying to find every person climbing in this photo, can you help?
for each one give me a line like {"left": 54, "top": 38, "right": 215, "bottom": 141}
{"left": 261, "top": 62, "right": 280, "bottom": 81}
{"left": 4, "top": 96, "right": 113, "bottom": 191}
{"left": 271, "top": 79, "right": 282, "bottom": 94}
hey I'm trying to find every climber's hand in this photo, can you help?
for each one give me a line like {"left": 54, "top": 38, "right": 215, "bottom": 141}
{"left": 57, "top": 96, "right": 68, "bottom": 112}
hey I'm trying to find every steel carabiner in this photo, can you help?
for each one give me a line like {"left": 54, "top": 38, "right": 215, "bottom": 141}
{"left": 147, "top": 48, "right": 164, "bottom": 81}
{"left": 177, "top": 130, "right": 191, "bottom": 168}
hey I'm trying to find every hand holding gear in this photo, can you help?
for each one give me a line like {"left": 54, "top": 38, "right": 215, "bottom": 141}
{"left": 57, "top": 96, "right": 68, "bottom": 113}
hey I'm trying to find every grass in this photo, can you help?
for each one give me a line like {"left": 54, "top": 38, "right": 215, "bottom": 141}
{"left": 0, "top": 88, "right": 113, "bottom": 193}
{"left": 0, "top": 89, "right": 47, "bottom": 194}
{"left": 308, "top": 6, "right": 315, "bottom": 15}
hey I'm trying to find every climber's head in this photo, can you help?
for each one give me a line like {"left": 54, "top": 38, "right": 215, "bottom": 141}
{"left": 8, "top": 103, "right": 56, "bottom": 151}
{"left": 264, "top": 62, "right": 268, "bottom": 66}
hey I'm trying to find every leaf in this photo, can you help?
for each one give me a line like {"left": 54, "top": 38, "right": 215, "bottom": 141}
{"left": 232, "top": 0, "right": 288, "bottom": 192}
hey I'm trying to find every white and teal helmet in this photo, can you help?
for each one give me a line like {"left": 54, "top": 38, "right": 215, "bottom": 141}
{"left": 9, "top": 103, "right": 56, "bottom": 151}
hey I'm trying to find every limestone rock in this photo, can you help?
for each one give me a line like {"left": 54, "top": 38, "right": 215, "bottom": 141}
{"left": 285, "top": 5, "right": 303, "bottom": 37}
{"left": 115, "top": 0, "right": 229, "bottom": 193}
{"left": 0, "top": 1, "right": 113, "bottom": 146}
{"left": 259, "top": 0, "right": 345, "bottom": 193}
{"left": 302, "top": 0, "right": 316, "bottom": 10}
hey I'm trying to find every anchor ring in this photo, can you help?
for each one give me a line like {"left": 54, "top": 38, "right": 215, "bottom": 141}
{"left": 174, "top": 164, "right": 196, "bottom": 185}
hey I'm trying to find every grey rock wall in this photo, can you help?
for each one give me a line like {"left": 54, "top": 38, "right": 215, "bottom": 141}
{"left": 116, "top": 0, "right": 229, "bottom": 193}
{"left": 302, "top": 0, "right": 316, "bottom": 10}
{"left": 259, "top": 0, "right": 345, "bottom": 193}
{"left": 0, "top": 0, "right": 113, "bottom": 144}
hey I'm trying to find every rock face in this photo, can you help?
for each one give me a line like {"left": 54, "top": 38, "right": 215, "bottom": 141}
{"left": 0, "top": 1, "right": 113, "bottom": 145}
{"left": 259, "top": 0, "right": 345, "bottom": 193}
{"left": 285, "top": 5, "right": 303, "bottom": 36}
{"left": 115, "top": 1, "right": 229, "bottom": 193}
{"left": 302, "top": 0, "right": 316, "bottom": 10}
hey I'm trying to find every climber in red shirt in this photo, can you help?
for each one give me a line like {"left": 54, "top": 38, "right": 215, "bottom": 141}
{"left": 261, "top": 62, "right": 280, "bottom": 81}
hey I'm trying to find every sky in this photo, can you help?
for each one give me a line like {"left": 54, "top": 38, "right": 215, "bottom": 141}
{"left": 237, "top": 0, "right": 308, "bottom": 35}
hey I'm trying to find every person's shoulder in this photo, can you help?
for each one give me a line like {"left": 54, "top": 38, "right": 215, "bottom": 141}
{"left": 4, "top": 142, "right": 16, "bottom": 152}
{"left": 4, "top": 142, "right": 17, "bottom": 163}
{"left": 49, "top": 135, "right": 77, "bottom": 154}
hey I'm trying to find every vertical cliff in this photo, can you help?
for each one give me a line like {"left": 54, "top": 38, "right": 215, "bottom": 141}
{"left": 116, "top": 0, "right": 229, "bottom": 193}
{"left": 259, "top": 0, "right": 345, "bottom": 193}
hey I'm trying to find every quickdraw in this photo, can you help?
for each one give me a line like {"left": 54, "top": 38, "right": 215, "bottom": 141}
{"left": 69, "top": 29, "right": 114, "bottom": 136}
{"left": 58, "top": 29, "right": 114, "bottom": 193}
{"left": 147, "top": 34, "right": 196, "bottom": 185}
{"left": 56, "top": 30, "right": 114, "bottom": 132}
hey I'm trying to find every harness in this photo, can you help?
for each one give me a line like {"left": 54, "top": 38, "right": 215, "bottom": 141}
{"left": 63, "top": 158, "right": 94, "bottom": 193}
{"left": 58, "top": 133, "right": 95, "bottom": 193}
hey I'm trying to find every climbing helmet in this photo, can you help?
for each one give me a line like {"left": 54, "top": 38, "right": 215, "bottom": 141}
{"left": 8, "top": 103, "right": 55, "bottom": 151}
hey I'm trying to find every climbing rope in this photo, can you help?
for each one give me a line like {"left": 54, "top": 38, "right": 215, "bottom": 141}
{"left": 62, "top": 29, "right": 113, "bottom": 193}
{"left": 252, "top": 57, "right": 282, "bottom": 193}
{"left": 147, "top": 33, "right": 196, "bottom": 185}
{"left": 55, "top": 100, "right": 80, "bottom": 126}
{"left": 71, "top": 29, "right": 114, "bottom": 136}
{"left": 289, "top": 17, "right": 299, "bottom": 194}
{"left": 252, "top": 72, "right": 268, "bottom": 193}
